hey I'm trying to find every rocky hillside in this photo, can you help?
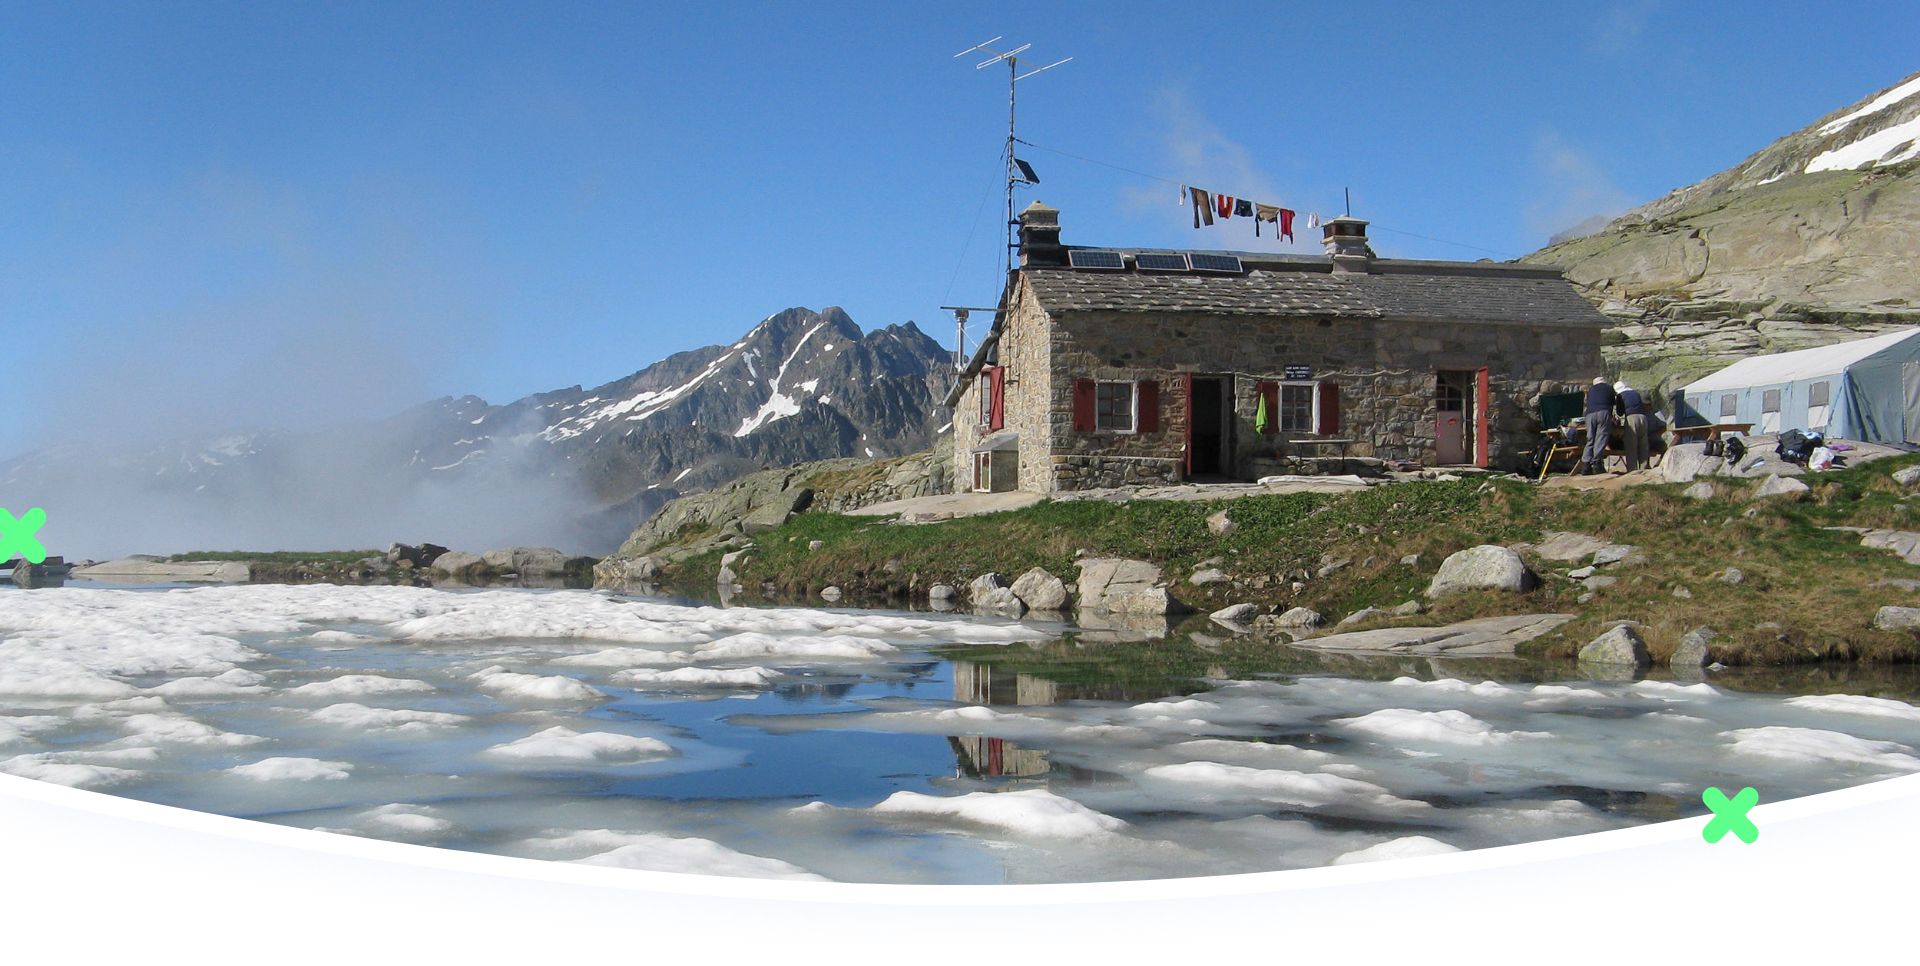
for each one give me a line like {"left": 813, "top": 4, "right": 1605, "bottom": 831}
{"left": 1531, "top": 70, "right": 1920, "bottom": 400}
{"left": 2, "top": 307, "right": 952, "bottom": 556}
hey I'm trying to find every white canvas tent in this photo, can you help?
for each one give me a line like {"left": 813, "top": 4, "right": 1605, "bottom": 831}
{"left": 1678, "top": 327, "right": 1920, "bottom": 444}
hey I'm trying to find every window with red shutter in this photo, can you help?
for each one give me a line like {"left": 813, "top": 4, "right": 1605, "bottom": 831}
{"left": 1317, "top": 382, "right": 1340, "bottom": 435}
{"left": 1072, "top": 379, "right": 1096, "bottom": 432}
{"left": 1257, "top": 381, "right": 1279, "bottom": 435}
{"left": 989, "top": 366, "right": 1006, "bottom": 430}
{"left": 1136, "top": 379, "right": 1159, "bottom": 433}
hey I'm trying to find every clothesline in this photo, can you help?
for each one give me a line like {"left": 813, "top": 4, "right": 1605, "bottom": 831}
{"left": 1011, "top": 137, "right": 1522, "bottom": 260}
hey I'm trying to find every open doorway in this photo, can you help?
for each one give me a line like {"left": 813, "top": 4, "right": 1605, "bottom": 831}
{"left": 1187, "top": 375, "right": 1234, "bottom": 479}
{"left": 1436, "top": 370, "right": 1477, "bottom": 465}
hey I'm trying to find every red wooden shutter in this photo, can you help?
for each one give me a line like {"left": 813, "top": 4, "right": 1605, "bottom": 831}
{"left": 1136, "top": 379, "right": 1159, "bottom": 433}
{"left": 1317, "top": 382, "right": 1340, "bottom": 435}
{"left": 1072, "top": 379, "right": 1096, "bottom": 432}
{"left": 1474, "top": 367, "right": 1491, "bottom": 468}
{"left": 1257, "top": 381, "right": 1279, "bottom": 436}
{"left": 988, "top": 366, "right": 1006, "bottom": 430}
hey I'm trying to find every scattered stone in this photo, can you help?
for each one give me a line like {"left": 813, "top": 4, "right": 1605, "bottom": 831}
{"left": 1536, "top": 532, "right": 1610, "bottom": 562}
{"left": 1895, "top": 466, "right": 1920, "bottom": 487}
{"left": 1671, "top": 585, "right": 1693, "bottom": 599}
{"left": 1673, "top": 627, "right": 1717, "bottom": 668}
{"left": 480, "top": 547, "right": 576, "bottom": 577}
{"left": 1578, "top": 625, "right": 1651, "bottom": 668}
{"left": 1585, "top": 575, "right": 1617, "bottom": 590}
{"left": 807, "top": 540, "right": 825, "bottom": 551}
{"left": 968, "top": 573, "right": 1025, "bottom": 616}
{"left": 1275, "top": 607, "right": 1326, "bottom": 629}
{"left": 1206, "top": 510, "right": 1237, "bottom": 537}
{"left": 1390, "top": 600, "right": 1423, "bottom": 616}
{"left": 1659, "top": 443, "right": 1726, "bottom": 484}
{"left": 1010, "top": 567, "right": 1070, "bottom": 611}
{"left": 1338, "top": 607, "right": 1385, "bottom": 626}
{"left": 1683, "top": 481, "right": 1716, "bottom": 501}
{"left": 592, "top": 555, "right": 661, "bottom": 585}
{"left": 1315, "top": 556, "right": 1352, "bottom": 579}
{"left": 1750, "top": 474, "right": 1811, "bottom": 501}
{"left": 927, "top": 583, "right": 956, "bottom": 601}
{"left": 1874, "top": 578, "right": 1920, "bottom": 592}
{"left": 1718, "top": 567, "right": 1746, "bottom": 585}
{"left": 1577, "top": 592, "right": 1596, "bottom": 605}
{"left": 740, "top": 502, "right": 796, "bottom": 534}
{"left": 1872, "top": 606, "right": 1920, "bottom": 631}
{"left": 819, "top": 586, "right": 843, "bottom": 602}
{"left": 1189, "top": 568, "right": 1229, "bottom": 586}
{"left": 1210, "top": 603, "right": 1261, "bottom": 628}
{"left": 1289, "top": 581, "right": 1307, "bottom": 594}
{"left": 1400, "top": 554, "right": 1421, "bottom": 568}
{"left": 1568, "top": 566, "right": 1596, "bottom": 580}
{"left": 1426, "top": 545, "right": 1537, "bottom": 598}
{"left": 1591, "top": 544, "right": 1639, "bottom": 567}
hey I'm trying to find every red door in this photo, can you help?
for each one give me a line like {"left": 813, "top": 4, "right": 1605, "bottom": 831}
{"left": 1475, "top": 367, "right": 1491, "bottom": 468}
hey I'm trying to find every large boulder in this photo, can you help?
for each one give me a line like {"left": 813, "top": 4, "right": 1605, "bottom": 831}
{"left": 1579, "top": 624, "right": 1651, "bottom": 668}
{"left": 1861, "top": 529, "right": 1920, "bottom": 565}
{"left": 1210, "top": 603, "right": 1261, "bottom": 627}
{"left": 593, "top": 555, "right": 661, "bottom": 585}
{"left": 1426, "top": 546, "right": 1537, "bottom": 599}
{"left": 969, "top": 573, "right": 1025, "bottom": 617}
{"left": 1673, "top": 626, "right": 1717, "bottom": 668}
{"left": 1894, "top": 466, "right": 1920, "bottom": 487}
{"left": 1275, "top": 606, "right": 1326, "bottom": 629}
{"left": 1535, "top": 532, "right": 1610, "bottom": 562}
{"left": 429, "top": 551, "right": 486, "bottom": 578}
{"left": 1010, "top": 567, "right": 1070, "bottom": 611}
{"left": 1660, "top": 443, "right": 1725, "bottom": 484}
{"left": 1076, "top": 557, "right": 1190, "bottom": 615}
{"left": 480, "top": 547, "right": 574, "bottom": 576}
{"left": 1873, "top": 606, "right": 1920, "bottom": 631}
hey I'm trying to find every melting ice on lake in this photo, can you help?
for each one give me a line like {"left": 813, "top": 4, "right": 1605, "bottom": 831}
{"left": 4, "top": 584, "right": 1920, "bottom": 883}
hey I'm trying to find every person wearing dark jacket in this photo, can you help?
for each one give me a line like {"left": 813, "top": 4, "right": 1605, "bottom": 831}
{"left": 1614, "top": 380, "right": 1650, "bottom": 472}
{"left": 1582, "top": 377, "right": 1615, "bottom": 474}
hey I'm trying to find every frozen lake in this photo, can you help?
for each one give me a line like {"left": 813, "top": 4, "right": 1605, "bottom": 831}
{"left": 5, "top": 583, "right": 1920, "bottom": 882}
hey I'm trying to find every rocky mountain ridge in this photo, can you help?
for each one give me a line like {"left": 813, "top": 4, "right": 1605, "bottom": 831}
{"left": 1530, "top": 70, "right": 1920, "bottom": 401}
{"left": 1, "top": 307, "right": 953, "bottom": 556}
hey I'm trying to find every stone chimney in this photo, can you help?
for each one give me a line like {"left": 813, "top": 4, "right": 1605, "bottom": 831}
{"left": 1322, "top": 215, "right": 1374, "bottom": 274}
{"left": 1017, "top": 201, "right": 1064, "bottom": 267}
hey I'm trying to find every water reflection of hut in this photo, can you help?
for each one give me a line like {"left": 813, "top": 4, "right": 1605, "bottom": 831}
{"left": 948, "top": 660, "right": 1060, "bottom": 778}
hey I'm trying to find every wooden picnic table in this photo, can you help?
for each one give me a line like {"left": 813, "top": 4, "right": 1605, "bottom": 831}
{"left": 1668, "top": 423, "right": 1754, "bottom": 445}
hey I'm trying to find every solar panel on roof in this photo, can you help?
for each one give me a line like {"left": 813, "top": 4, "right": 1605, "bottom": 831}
{"left": 1188, "top": 253, "right": 1244, "bottom": 274}
{"left": 1067, "top": 249, "right": 1125, "bottom": 270}
{"left": 1133, "top": 252, "right": 1190, "bottom": 272}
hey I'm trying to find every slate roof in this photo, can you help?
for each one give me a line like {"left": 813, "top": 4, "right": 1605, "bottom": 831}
{"left": 1022, "top": 250, "right": 1609, "bottom": 327}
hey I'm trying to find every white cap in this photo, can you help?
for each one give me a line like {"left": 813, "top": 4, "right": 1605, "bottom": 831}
{"left": 1614, "top": 381, "right": 1629, "bottom": 394}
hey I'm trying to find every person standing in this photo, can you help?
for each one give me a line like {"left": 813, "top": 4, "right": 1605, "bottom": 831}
{"left": 1582, "top": 377, "right": 1616, "bottom": 474}
{"left": 1615, "top": 380, "right": 1650, "bottom": 472}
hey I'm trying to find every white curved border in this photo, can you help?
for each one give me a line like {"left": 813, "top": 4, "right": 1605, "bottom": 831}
{"left": 3, "top": 771, "right": 1912, "bottom": 958}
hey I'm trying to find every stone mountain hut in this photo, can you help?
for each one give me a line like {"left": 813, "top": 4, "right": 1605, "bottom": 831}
{"left": 944, "top": 202, "right": 1611, "bottom": 493}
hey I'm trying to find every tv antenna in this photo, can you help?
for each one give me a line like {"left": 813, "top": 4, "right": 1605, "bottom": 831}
{"left": 954, "top": 36, "right": 1071, "bottom": 272}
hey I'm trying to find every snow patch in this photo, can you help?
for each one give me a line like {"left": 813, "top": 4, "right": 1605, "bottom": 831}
{"left": 484, "top": 726, "right": 673, "bottom": 763}
{"left": 1334, "top": 708, "right": 1548, "bottom": 746}
{"left": 871, "top": 789, "right": 1127, "bottom": 839}
{"left": 1817, "top": 75, "right": 1920, "bottom": 135}
{"left": 1805, "top": 114, "right": 1920, "bottom": 172}
{"left": 1332, "top": 835, "right": 1460, "bottom": 865}
{"left": 228, "top": 757, "right": 353, "bottom": 781}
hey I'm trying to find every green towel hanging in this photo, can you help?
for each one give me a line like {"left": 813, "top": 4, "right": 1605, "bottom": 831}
{"left": 1255, "top": 391, "right": 1271, "bottom": 434}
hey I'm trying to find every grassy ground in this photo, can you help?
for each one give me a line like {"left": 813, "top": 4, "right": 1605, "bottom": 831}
{"left": 684, "top": 453, "right": 1920, "bottom": 666}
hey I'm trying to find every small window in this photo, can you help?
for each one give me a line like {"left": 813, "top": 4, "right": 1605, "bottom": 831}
{"left": 1720, "top": 395, "right": 1739, "bottom": 418}
{"left": 1095, "top": 381, "right": 1136, "bottom": 433}
{"left": 1809, "top": 381, "right": 1830, "bottom": 408}
{"left": 1280, "top": 383, "right": 1315, "bottom": 433}
{"left": 1762, "top": 389, "right": 1782, "bottom": 414}
{"left": 979, "top": 371, "right": 993, "bottom": 424}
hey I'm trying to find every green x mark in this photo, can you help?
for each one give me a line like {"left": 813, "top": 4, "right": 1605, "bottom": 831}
{"left": 1702, "top": 786, "right": 1760, "bottom": 844}
{"left": 0, "top": 507, "right": 49, "bottom": 565}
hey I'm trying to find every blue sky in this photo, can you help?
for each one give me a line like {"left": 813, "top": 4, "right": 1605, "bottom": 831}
{"left": 3, "top": 1, "right": 1916, "bottom": 458}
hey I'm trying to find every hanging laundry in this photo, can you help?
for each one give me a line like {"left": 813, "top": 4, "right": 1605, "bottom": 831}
{"left": 1215, "top": 194, "right": 1235, "bottom": 219}
{"left": 1254, "top": 391, "right": 1271, "bottom": 434}
{"left": 1305, "top": 212, "right": 1321, "bottom": 230}
{"left": 1254, "top": 204, "right": 1280, "bottom": 238}
{"left": 1189, "top": 187, "right": 1215, "bottom": 227}
{"left": 1279, "top": 207, "right": 1295, "bottom": 242}
{"left": 1234, "top": 199, "right": 1253, "bottom": 218}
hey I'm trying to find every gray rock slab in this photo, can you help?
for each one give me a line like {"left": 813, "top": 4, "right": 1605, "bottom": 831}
{"left": 1673, "top": 626, "right": 1717, "bottom": 668}
{"left": 1536, "top": 532, "right": 1610, "bottom": 562}
{"left": 1683, "top": 481, "right": 1717, "bottom": 500}
{"left": 1873, "top": 606, "right": 1920, "bottom": 631}
{"left": 1861, "top": 529, "right": 1920, "bottom": 565}
{"left": 1077, "top": 557, "right": 1190, "bottom": 615}
{"left": 1750, "top": 474, "right": 1811, "bottom": 501}
{"left": 1287, "top": 613, "right": 1575, "bottom": 657}
{"left": 1275, "top": 606, "right": 1326, "bottom": 628}
{"left": 70, "top": 559, "right": 252, "bottom": 583}
{"left": 1894, "top": 466, "right": 1920, "bottom": 487}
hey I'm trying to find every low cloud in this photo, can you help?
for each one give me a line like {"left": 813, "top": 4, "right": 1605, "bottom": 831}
{"left": 1525, "top": 131, "right": 1638, "bottom": 246}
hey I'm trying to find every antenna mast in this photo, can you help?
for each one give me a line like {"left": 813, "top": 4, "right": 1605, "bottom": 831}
{"left": 953, "top": 36, "right": 1071, "bottom": 273}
